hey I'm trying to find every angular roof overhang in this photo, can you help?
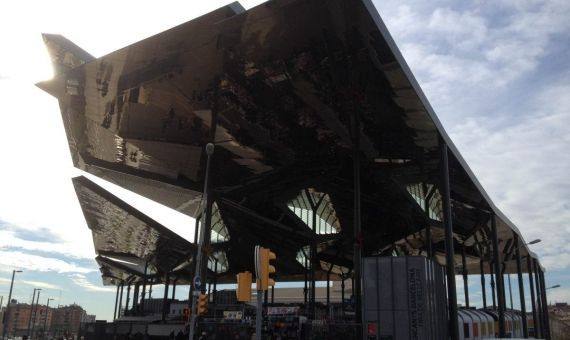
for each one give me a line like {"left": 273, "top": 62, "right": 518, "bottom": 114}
{"left": 42, "top": 0, "right": 543, "bottom": 285}
{"left": 73, "top": 176, "right": 197, "bottom": 284}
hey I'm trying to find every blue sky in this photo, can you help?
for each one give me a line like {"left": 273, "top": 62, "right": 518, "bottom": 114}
{"left": 0, "top": 0, "right": 569, "bottom": 321}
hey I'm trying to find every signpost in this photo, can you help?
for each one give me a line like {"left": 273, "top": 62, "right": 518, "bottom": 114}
{"left": 188, "top": 143, "right": 214, "bottom": 340}
{"left": 254, "top": 246, "right": 263, "bottom": 340}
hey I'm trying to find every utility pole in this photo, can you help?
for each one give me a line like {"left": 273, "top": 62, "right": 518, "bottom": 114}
{"left": 189, "top": 143, "right": 214, "bottom": 340}
{"left": 30, "top": 289, "right": 41, "bottom": 339}
{"left": 2, "top": 269, "right": 22, "bottom": 340}
{"left": 43, "top": 298, "right": 53, "bottom": 339}
{"left": 27, "top": 288, "right": 40, "bottom": 337}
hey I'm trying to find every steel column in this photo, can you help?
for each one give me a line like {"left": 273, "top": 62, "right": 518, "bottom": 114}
{"left": 351, "top": 113, "right": 362, "bottom": 324}
{"left": 514, "top": 234, "right": 528, "bottom": 337}
{"left": 491, "top": 214, "right": 506, "bottom": 337}
{"left": 441, "top": 143, "right": 459, "bottom": 340}
{"left": 480, "top": 258, "right": 487, "bottom": 309}
{"left": 141, "top": 262, "right": 148, "bottom": 313}
{"left": 539, "top": 267, "right": 550, "bottom": 339}
{"left": 132, "top": 283, "right": 140, "bottom": 313}
{"left": 527, "top": 256, "right": 538, "bottom": 337}
{"left": 162, "top": 275, "right": 170, "bottom": 322}
{"left": 422, "top": 182, "right": 433, "bottom": 258}
{"left": 308, "top": 191, "right": 318, "bottom": 319}
{"left": 326, "top": 273, "right": 330, "bottom": 307}
{"left": 341, "top": 276, "right": 346, "bottom": 319}
{"left": 534, "top": 259, "right": 543, "bottom": 338}
{"left": 172, "top": 279, "right": 177, "bottom": 300}
{"left": 490, "top": 262, "right": 496, "bottom": 308}
{"left": 212, "top": 260, "right": 218, "bottom": 305}
{"left": 508, "top": 274, "right": 513, "bottom": 309}
{"left": 113, "top": 285, "right": 120, "bottom": 320}
{"left": 125, "top": 283, "right": 131, "bottom": 314}
{"left": 304, "top": 255, "right": 308, "bottom": 305}
{"left": 462, "top": 246, "right": 469, "bottom": 308}
{"left": 118, "top": 283, "right": 124, "bottom": 319}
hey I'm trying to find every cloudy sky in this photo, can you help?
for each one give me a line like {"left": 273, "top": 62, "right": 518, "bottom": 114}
{"left": 0, "top": 0, "right": 569, "bottom": 321}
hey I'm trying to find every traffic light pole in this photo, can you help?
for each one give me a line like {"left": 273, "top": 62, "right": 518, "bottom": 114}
{"left": 256, "top": 290, "right": 263, "bottom": 340}
{"left": 189, "top": 143, "right": 214, "bottom": 340}
{"left": 255, "top": 245, "right": 263, "bottom": 340}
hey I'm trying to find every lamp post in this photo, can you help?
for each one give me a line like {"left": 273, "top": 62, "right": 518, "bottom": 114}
{"left": 42, "top": 298, "right": 53, "bottom": 339}
{"left": 30, "top": 289, "right": 41, "bottom": 339}
{"left": 546, "top": 285, "right": 560, "bottom": 290}
{"left": 189, "top": 142, "right": 215, "bottom": 340}
{"left": 1, "top": 269, "right": 22, "bottom": 340}
{"left": 27, "top": 288, "right": 41, "bottom": 337}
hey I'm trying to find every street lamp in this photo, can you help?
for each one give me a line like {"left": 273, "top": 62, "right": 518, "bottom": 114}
{"left": 30, "top": 288, "right": 42, "bottom": 339}
{"left": 43, "top": 298, "right": 54, "bottom": 339}
{"left": 1, "top": 269, "right": 22, "bottom": 340}
{"left": 546, "top": 284, "right": 561, "bottom": 290}
{"left": 27, "top": 288, "right": 42, "bottom": 337}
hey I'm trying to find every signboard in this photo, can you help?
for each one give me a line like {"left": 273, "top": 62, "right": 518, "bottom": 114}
{"left": 223, "top": 311, "right": 243, "bottom": 320}
{"left": 193, "top": 276, "right": 201, "bottom": 290}
{"left": 267, "top": 306, "right": 299, "bottom": 315}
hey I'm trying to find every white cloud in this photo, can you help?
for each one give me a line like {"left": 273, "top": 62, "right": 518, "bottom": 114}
{"left": 0, "top": 277, "right": 60, "bottom": 290}
{"left": 377, "top": 0, "right": 570, "bottom": 124}
{"left": 69, "top": 274, "right": 114, "bottom": 293}
{"left": 378, "top": 0, "right": 570, "bottom": 275}
{"left": 0, "top": 250, "right": 95, "bottom": 274}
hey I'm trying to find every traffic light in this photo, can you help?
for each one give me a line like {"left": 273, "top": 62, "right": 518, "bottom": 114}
{"left": 259, "top": 247, "right": 276, "bottom": 291}
{"left": 197, "top": 293, "right": 208, "bottom": 316}
{"left": 236, "top": 271, "right": 252, "bottom": 302}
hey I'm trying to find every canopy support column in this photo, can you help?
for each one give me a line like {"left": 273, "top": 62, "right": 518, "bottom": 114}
{"left": 462, "top": 246, "right": 469, "bottom": 308}
{"left": 534, "top": 259, "right": 543, "bottom": 337}
{"left": 480, "top": 257, "right": 487, "bottom": 309}
{"left": 351, "top": 111, "right": 362, "bottom": 325}
{"left": 492, "top": 214, "right": 506, "bottom": 337}
{"left": 125, "top": 283, "right": 131, "bottom": 315}
{"left": 441, "top": 142, "right": 459, "bottom": 340}
{"left": 341, "top": 275, "right": 346, "bottom": 319}
{"left": 508, "top": 274, "right": 513, "bottom": 309}
{"left": 490, "top": 262, "right": 497, "bottom": 309}
{"left": 162, "top": 274, "right": 170, "bottom": 322}
{"left": 213, "top": 260, "right": 218, "bottom": 305}
{"left": 527, "top": 256, "right": 538, "bottom": 338}
{"left": 422, "top": 183, "right": 433, "bottom": 258}
{"left": 514, "top": 233, "right": 528, "bottom": 337}
{"left": 539, "top": 266, "right": 550, "bottom": 339}
{"left": 118, "top": 283, "right": 124, "bottom": 319}
{"left": 113, "top": 285, "right": 120, "bottom": 321}
{"left": 132, "top": 283, "right": 140, "bottom": 315}
{"left": 141, "top": 262, "right": 148, "bottom": 314}
{"left": 304, "top": 255, "right": 308, "bottom": 306}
